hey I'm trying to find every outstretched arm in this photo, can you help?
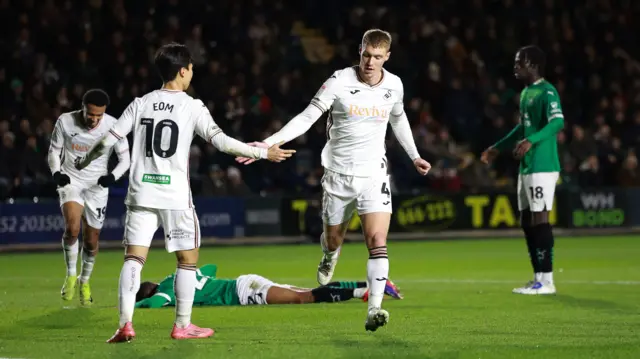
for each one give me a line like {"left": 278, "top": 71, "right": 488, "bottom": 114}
{"left": 262, "top": 104, "right": 325, "bottom": 146}
{"left": 492, "top": 123, "right": 523, "bottom": 152}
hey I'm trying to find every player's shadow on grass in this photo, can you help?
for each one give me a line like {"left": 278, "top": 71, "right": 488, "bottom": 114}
{"left": 18, "top": 307, "right": 104, "bottom": 330}
{"left": 544, "top": 294, "right": 634, "bottom": 314}
{"left": 109, "top": 339, "right": 197, "bottom": 359}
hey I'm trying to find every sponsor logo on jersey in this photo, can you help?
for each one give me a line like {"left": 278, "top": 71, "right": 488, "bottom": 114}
{"left": 350, "top": 89, "right": 360, "bottom": 94}
{"left": 142, "top": 174, "right": 171, "bottom": 184}
{"left": 348, "top": 104, "right": 389, "bottom": 118}
{"left": 72, "top": 143, "right": 90, "bottom": 152}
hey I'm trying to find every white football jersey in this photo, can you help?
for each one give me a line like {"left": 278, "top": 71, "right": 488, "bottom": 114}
{"left": 110, "top": 89, "right": 224, "bottom": 210}
{"left": 312, "top": 66, "right": 404, "bottom": 177}
{"left": 50, "top": 111, "right": 129, "bottom": 186}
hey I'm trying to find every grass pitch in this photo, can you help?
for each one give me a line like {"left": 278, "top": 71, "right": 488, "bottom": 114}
{"left": 0, "top": 235, "right": 639, "bottom": 359}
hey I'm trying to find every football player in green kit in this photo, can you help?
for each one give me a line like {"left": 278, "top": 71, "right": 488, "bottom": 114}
{"left": 135, "top": 264, "right": 403, "bottom": 308}
{"left": 481, "top": 45, "right": 564, "bottom": 295}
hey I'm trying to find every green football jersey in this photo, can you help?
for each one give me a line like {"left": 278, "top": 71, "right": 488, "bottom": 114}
{"left": 493, "top": 79, "right": 564, "bottom": 174}
{"left": 135, "top": 264, "right": 241, "bottom": 308}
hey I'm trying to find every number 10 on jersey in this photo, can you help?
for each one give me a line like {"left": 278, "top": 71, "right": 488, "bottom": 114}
{"left": 141, "top": 118, "right": 179, "bottom": 158}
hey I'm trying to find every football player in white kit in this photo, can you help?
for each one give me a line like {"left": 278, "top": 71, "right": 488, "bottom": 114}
{"left": 236, "top": 29, "right": 431, "bottom": 331}
{"left": 47, "top": 89, "right": 131, "bottom": 306}
{"left": 74, "top": 43, "right": 295, "bottom": 343}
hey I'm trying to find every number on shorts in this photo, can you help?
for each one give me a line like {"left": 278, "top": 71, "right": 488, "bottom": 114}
{"left": 95, "top": 207, "right": 107, "bottom": 219}
{"left": 141, "top": 118, "right": 180, "bottom": 158}
{"left": 381, "top": 182, "right": 390, "bottom": 196}
{"left": 528, "top": 186, "right": 544, "bottom": 199}
{"left": 247, "top": 292, "right": 264, "bottom": 305}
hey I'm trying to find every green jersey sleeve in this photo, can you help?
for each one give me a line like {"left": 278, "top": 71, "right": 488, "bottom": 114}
{"left": 493, "top": 123, "right": 523, "bottom": 152}
{"left": 197, "top": 264, "right": 218, "bottom": 278}
{"left": 526, "top": 88, "right": 564, "bottom": 144}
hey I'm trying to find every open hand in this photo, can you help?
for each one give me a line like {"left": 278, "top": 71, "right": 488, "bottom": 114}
{"left": 235, "top": 142, "right": 269, "bottom": 165}
{"left": 266, "top": 141, "right": 296, "bottom": 162}
{"left": 480, "top": 147, "right": 499, "bottom": 165}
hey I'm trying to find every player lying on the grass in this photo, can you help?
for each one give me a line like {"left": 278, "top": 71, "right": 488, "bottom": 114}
{"left": 481, "top": 45, "right": 563, "bottom": 296}
{"left": 135, "top": 264, "right": 403, "bottom": 308}
{"left": 48, "top": 89, "right": 130, "bottom": 306}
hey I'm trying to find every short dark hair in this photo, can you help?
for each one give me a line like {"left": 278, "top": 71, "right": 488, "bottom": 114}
{"left": 154, "top": 43, "right": 192, "bottom": 83}
{"left": 136, "top": 281, "right": 159, "bottom": 302}
{"left": 518, "top": 45, "right": 546, "bottom": 75}
{"left": 82, "top": 89, "right": 110, "bottom": 107}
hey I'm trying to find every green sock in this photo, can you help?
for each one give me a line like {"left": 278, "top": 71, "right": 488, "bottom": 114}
{"left": 326, "top": 281, "right": 367, "bottom": 289}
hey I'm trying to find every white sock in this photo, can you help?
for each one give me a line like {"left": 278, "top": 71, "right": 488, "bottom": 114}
{"left": 534, "top": 272, "right": 542, "bottom": 282}
{"left": 354, "top": 287, "right": 368, "bottom": 298}
{"left": 118, "top": 256, "right": 144, "bottom": 327}
{"left": 320, "top": 232, "right": 340, "bottom": 259}
{"left": 174, "top": 266, "right": 197, "bottom": 328}
{"left": 79, "top": 248, "right": 96, "bottom": 283}
{"left": 541, "top": 272, "right": 553, "bottom": 285}
{"left": 367, "top": 246, "right": 389, "bottom": 311}
{"left": 62, "top": 239, "right": 79, "bottom": 277}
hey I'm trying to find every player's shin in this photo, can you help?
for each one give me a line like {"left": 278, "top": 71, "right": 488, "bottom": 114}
{"left": 535, "top": 223, "right": 555, "bottom": 284}
{"left": 174, "top": 264, "right": 197, "bottom": 329}
{"left": 320, "top": 232, "right": 340, "bottom": 259}
{"left": 118, "top": 255, "right": 145, "bottom": 327}
{"left": 366, "top": 246, "right": 389, "bottom": 310}
{"left": 62, "top": 237, "right": 79, "bottom": 277}
{"left": 79, "top": 247, "right": 97, "bottom": 283}
{"left": 523, "top": 226, "right": 541, "bottom": 281}
{"left": 311, "top": 286, "right": 355, "bottom": 303}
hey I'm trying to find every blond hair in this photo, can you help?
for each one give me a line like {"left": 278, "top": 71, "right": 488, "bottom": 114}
{"left": 361, "top": 29, "right": 392, "bottom": 50}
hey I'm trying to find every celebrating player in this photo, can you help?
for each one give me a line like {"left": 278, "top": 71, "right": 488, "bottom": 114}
{"left": 75, "top": 43, "right": 295, "bottom": 343}
{"left": 236, "top": 29, "right": 430, "bottom": 331}
{"left": 135, "top": 264, "right": 403, "bottom": 309}
{"left": 481, "top": 45, "right": 564, "bottom": 295}
{"left": 47, "top": 89, "right": 130, "bottom": 306}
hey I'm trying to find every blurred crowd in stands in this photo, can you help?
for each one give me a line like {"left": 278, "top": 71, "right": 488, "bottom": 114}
{"left": 1, "top": 0, "right": 640, "bottom": 200}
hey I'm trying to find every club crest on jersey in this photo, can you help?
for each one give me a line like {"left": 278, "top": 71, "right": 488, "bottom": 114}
{"left": 348, "top": 104, "right": 389, "bottom": 118}
{"left": 383, "top": 89, "right": 392, "bottom": 100}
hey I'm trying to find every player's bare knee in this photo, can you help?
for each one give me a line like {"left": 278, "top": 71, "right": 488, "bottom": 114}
{"left": 365, "top": 232, "right": 387, "bottom": 249}
{"left": 175, "top": 248, "right": 199, "bottom": 265}
{"left": 83, "top": 227, "right": 100, "bottom": 252}
{"left": 63, "top": 222, "right": 81, "bottom": 242}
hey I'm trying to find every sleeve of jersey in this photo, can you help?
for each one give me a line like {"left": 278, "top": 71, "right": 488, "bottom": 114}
{"left": 493, "top": 124, "right": 523, "bottom": 152}
{"left": 526, "top": 90, "right": 565, "bottom": 145}
{"left": 262, "top": 72, "right": 337, "bottom": 146}
{"left": 389, "top": 90, "right": 421, "bottom": 161}
{"left": 110, "top": 98, "right": 138, "bottom": 140}
{"left": 193, "top": 104, "right": 268, "bottom": 159}
{"left": 262, "top": 103, "right": 325, "bottom": 146}
{"left": 135, "top": 293, "right": 171, "bottom": 308}
{"left": 110, "top": 138, "right": 131, "bottom": 180}
{"left": 47, "top": 119, "right": 64, "bottom": 174}
{"left": 198, "top": 264, "right": 218, "bottom": 278}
